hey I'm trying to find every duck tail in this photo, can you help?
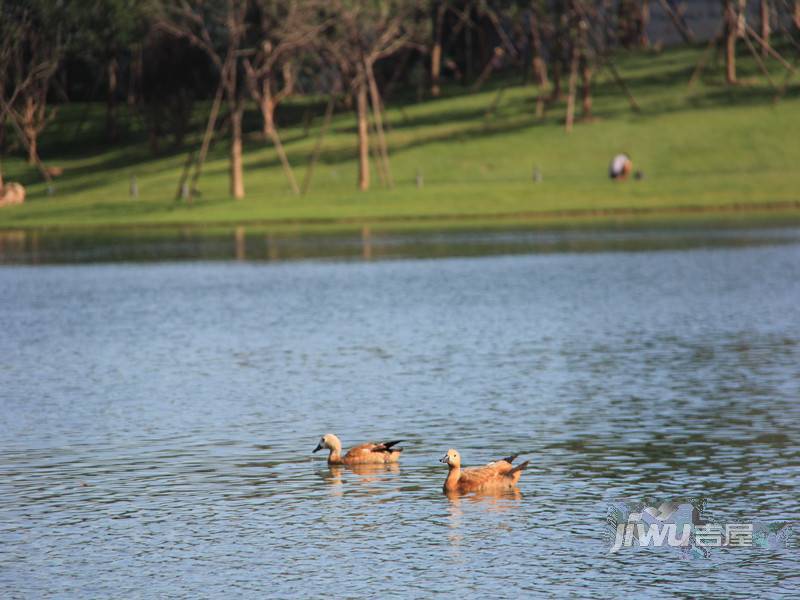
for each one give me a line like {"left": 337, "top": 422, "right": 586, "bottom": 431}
{"left": 510, "top": 460, "right": 529, "bottom": 474}
{"left": 501, "top": 453, "right": 520, "bottom": 464}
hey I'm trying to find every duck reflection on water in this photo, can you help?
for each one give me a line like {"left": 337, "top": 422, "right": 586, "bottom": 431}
{"left": 316, "top": 462, "right": 402, "bottom": 496}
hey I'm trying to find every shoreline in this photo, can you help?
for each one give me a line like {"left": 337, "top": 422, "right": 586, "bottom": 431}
{"left": 2, "top": 200, "right": 800, "bottom": 235}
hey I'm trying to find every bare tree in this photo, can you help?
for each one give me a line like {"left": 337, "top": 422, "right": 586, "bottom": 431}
{"left": 2, "top": 3, "right": 63, "bottom": 165}
{"left": 159, "top": 0, "right": 248, "bottom": 199}
{"left": 325, "top": 1, "right": 421, "bottom": 191}
{"left": 0, "top": 0, "right": 65, "bottom": 200}
{"left": 243, "top": 0, "right": 326, "bottom": 195}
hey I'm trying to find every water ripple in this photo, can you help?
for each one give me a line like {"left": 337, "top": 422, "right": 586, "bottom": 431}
{"left": 2, "top": 235, "right": 799, "bottom": 597}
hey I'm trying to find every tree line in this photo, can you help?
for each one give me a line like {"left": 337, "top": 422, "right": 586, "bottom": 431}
{"left": 1, "top": 0, "right": 798, "bottom": 198}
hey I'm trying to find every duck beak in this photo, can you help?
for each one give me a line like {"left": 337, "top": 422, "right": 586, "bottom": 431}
{"left": 439, "top": 455, "right": 449, "bottom": 464}
{"left": 313, "top": 443, "right": 323, "bottom": 453}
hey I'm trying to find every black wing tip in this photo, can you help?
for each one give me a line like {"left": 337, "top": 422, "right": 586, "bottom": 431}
{"left": 501, "top": 453, "right": 521, "bottom": 464}
{"left": 372, "top": 439, "right": 405, "bottom": 453}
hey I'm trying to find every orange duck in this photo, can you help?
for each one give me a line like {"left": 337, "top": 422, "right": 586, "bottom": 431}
{"left": 440, "top": 449, "right": 528, "bottom": 494}
{"left": 313, "top": 433, "right": 404, "bottom": 465}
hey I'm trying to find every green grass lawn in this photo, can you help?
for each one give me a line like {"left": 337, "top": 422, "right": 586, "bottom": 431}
{"left": 1, "top": 42, "right": 799, "bottom": 232}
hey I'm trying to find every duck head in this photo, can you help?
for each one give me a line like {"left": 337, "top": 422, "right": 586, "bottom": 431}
{"left": 313, "top": 433, "right": 341, "bottom": 454}
{"left": 440, "top": 448, "right": 461, "bottom": 468}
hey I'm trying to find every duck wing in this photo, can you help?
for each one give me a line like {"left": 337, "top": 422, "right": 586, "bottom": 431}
{"left": 344, "top": 440, "right": 404, "bottom": 461}
{"left": 458, "top": 456, "right": 529, "bottom": 491}
{"left": 483, "top": 453, "right": 522, "bottom": 474}
{"left": 458, "top": 463, "right": 510, "bottom": 488}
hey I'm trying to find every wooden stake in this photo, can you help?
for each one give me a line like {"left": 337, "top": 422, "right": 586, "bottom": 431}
{"left": 688, "top": 31, "right": 721, "bottom": 90}
{"left": 185, "top": 65, "right": 227, "bottom": 203}
{"left": 368, "top": 112, "right": 387, "bottom": 188}
{"left": 485, "top": 87, "right": 505, "bottom": 118}
{"left": 571, "top": 2, "right": 640, "bottom": 112}
{"left": 599, "top": 57, "right": 641, "bottom": 112}
{"left": 265, "top": 125, "right": 300, "bottom": 195}
{"left": 742, "top": 30, "right": 777, "bottom": 89}
{"left": 745, "top": 24, "right": 796, "bottom": 72}
{"left": 774, "top": 55, "right": 799, "bottom": 103}
{"left": 471, "top": 47, "right": 504, "bottom": 91}
{"left": 656, "top": 0, "right": 694, "bottom": 43}
{"left": 366, "top": 62, "right": 393, "bottom": 188}
{"left": 175, "top": 150, "right": 196, "bottom": 201}
{"left": 301, "top": 95, "right": 336, "bottom": 196}
{"left": 356, "top": 82, "right": 371, "bottom": 191}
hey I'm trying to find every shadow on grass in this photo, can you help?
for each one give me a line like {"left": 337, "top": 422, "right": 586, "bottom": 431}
{"left": 6, "top": 39, "right": 797, "bottom": 201}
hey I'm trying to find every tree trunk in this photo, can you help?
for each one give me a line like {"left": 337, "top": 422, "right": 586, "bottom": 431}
{"left": 737, "top": 0, "right": 747, "bottom": 35}
{"left": 550, "top": 60, "right": 562, "bottom": 102}
{"left": 149, "top": 127, "right": 160, "bottom": 154}
{"left": 356, "top": 82, "right": 370, "bottom": 191}
{"left": 0, "top": 113, "right": 6, "bottom": 155}
{"left": 759, "top": 1, "right": 770, "bottom": 57}
{"left": 128, "top": 44, "right": 142, "bottom": 106}
{"left": 431, "top": 3, "right": 446, "bottom": 97}
{"left": 261, "top": 80, "right": 276, "bottom": 138}
{"left": 229, "top": 103, "right": 245, "bottom": 199}
{"left": 578, "top": 11, "right": 592, "bottom": 121}
{"left": 549, "top": 18, "right": 564, "bottom": 102}
{"left": 23, "top": 96, "right": 38, "bottom": 165}
{"left": 530, "top": 11, "right": 548, "bottom": 88}
{"left": 795, "top": 1, "right": 800, "bottom": 30}
{"left": 246, "top": 66, "right": 299, "bottom": 195}
{"left": 639, "top": 0, "right": 650, "bottom": 47}
{"left": 580, "top": 54, "right": 592, "bottom": 120}
{"left": 565, "top": 45, "right": 579, "bottom": 132}
{"left": 107, "top": 57, "right": 118, "bottom": 142}
{"left": 618, "top": 0, "right": 640, "bottom": 47}
{"left": 465, "top": 23, "right": 473, "bottom": 81}
{"left": 724, "top": 0, "right": 737, "bottom": 84}
{"left": 431, "top": 43, "right": 443, "bottom": 97}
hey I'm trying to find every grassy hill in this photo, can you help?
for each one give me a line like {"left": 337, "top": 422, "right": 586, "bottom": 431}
{"left": 1, "top": 43, "right": 799, "bottom": 232}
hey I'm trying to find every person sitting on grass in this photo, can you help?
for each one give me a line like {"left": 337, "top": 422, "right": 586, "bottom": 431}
{"left": 609, "top": 153, "right": 633, "bottom": 181}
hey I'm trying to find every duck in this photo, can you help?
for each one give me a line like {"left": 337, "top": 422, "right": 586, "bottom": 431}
{"left": 440, "top": 448, "right": 528, "bottom": 494}
{"left": 313, "top": 433, "right": 404, "bottom": 465}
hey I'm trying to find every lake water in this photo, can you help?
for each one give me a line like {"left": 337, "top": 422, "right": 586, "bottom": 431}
{"left": 1, "top": 227, "right": 799, "bottom": 597}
